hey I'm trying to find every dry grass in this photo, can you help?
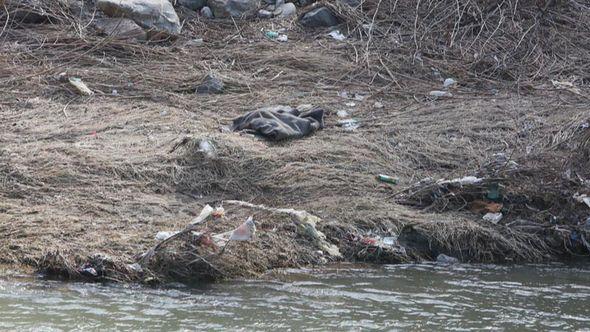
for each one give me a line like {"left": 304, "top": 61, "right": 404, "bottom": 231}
{"left": 0, "top": 0, "right": 588, "bottom": 282}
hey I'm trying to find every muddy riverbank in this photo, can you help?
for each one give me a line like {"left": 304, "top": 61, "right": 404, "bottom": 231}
{"left": 1, "top": 0, "right": 589, "bottom": 283}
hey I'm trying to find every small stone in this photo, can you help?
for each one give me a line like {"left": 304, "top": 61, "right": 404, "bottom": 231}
{"left": 299, "top": 6, "right": 339, "bottom": 28}
{"left": 200, "top": 6, "right": 214, "bottom": 18}
{"left": 277, "top": 34, "right": 288, "bottom": 42}
{"left": 275, "top": 2, "right": 296, "bottom": 18}
{"left": 196, "top": 74, "right": 224, "bottom": 94}
{"left": 178, "top": 0, "right": 207, "bottom": 10}
{"left": 436, "top": 254, "right": 459, "bottom": 264}
{"left": 258, "top": 9, "right": 273, "bottom": 18}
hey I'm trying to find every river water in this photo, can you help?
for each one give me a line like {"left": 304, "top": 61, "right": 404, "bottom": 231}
{"left": 0, "top": 263, "right": 589, "bottom": 331}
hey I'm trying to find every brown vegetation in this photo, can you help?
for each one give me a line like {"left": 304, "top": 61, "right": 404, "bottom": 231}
{"left": 0, "top": 0, "right": 589, "bottom": 283}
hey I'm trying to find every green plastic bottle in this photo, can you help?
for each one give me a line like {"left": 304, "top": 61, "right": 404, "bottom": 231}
{"left": 377, "top": 174, "right": 399, "bottom": 184}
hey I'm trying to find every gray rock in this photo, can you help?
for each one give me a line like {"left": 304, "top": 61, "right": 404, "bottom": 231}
{"left": 275, "top": 0, "right": 284, "bottom": 7}
{"left": 177, "top": 0, "right": 206, "bottom": 10}
{"left": 92, "top": 18, "right": 147, "bottom": 40}
{"left": 196, "top": 74, "right": 224, "bottom": 94}
{"left": 208, "top": 0, "right": 260, "bottom": 18}
{"left": 200, "top": 6, "right": 213, "bottom": 18}
{"left": 299, "top": 6, "right": 339, "bottom": 27}
{"left": 258, "top": 9, "right": 273, "bottom": 18}
{"left": 339, "top": 0, "right": 360, "bottom": 7}
{"left": 274, "top": 2, "right": 296, "bottom": 18}
{"left": 297, "top": 0, "right": 315, "bottom": 7}
{"left": 97, "top": 0, "right": 181, "bottom": 35}
{"left": 436, "top": 254, "right": 459, "bottom": 264}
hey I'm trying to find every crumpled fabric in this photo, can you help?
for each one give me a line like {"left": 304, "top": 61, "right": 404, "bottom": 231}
{"left": 230, "top": 105, "right": 325, "bottom": 141}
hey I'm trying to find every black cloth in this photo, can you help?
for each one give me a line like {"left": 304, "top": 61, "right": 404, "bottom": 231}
{"left": 230, "top": 106, "right": 324, "bottom": 141}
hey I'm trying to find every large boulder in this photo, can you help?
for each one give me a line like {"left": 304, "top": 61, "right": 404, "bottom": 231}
{"left": 299, "top": 6, "right": 339, "bottom": 27}
{"left": 97, "top": 0, "right": 181, "bottom": 35}
{"left": 208, "top": 0, "right": 259, "bottom": 18}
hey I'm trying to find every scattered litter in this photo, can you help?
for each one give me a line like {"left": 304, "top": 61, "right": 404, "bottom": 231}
{"left": 377, "top": 174, "right": 398, "bottom": 184}
{"left": 336, "top": 110, "right": 349, "bottom": 118}
{"left": 68, "top": 77, "right": 94, "bottom": 96}
{"left": 436, "top": 254, "right": 459, "bottom": 264}
{"left": 551, "top": 79, "right": 581, "bottom": 95}
{"left": 230, "top": 105, "right": 324, "bottom": 141}
{"left": 191, "top": 204, "right": 214, "bottom": 225}
{"left": 212, "top": 206, "right": 225, "bottom": 219}
{"left": 111, "top": 89, "right": 118, "bottom": 96}
{"left": 155, "top": 231, "right": 179, "bottom": 241}
{"left": 127, "top": 263, "right": 143, "bottom": 273}
{"left": 483, "top": 212, "right": 503, "bottom": 224}
{"left": 277, "top": 34, "right": 288, "bottom": 42}
{"left": 440, "top": 176, "right": 482, "bottom": 186}
{"left": 337, "top": 118, "right": 359, "bottom": 131}
{"left": 470, "top": 200, "right": 503, "bottom": 213}
{"left": 198, "top": 139, "right": 215, "bottom": 158}
{"left": 337, "top": 91, "right": 349, "bottom": 98}
{"left": 353, "top": 94, "right": 365, "bottom": 101}
{"left": 361, "top": 236, "right": 378, "bottom": 245}
{"left": 79, "top": 266, "right": 98, "bottom": 277}
{"left": 486, "top": 182, "right": 501, "bottom": 201}
{"left": 185, "top": 38, "right": 204, "bottom": 46}
{"left": 229, "top": 216, "right": 256, "bottom": 241}
{"left": 345, "top": 101, "right": 356, "bottom": 107}
{"left": 443, "top": 78, "right": 457, "bottom": 88}
{"left": 374, "top": 101, "right": 384, "bottom": 109}
{"left": 328, "top": 30, "right": 346, "bottom": 41}
{"left": 429, "top": 90, "right": 453, "bottom": 98}
{"left": 224, "top": 200, "right": 342, "bottom": 258}
{"left": 160, "top": 110, "right": 168, "bottom": 116}
{"left": 212, "top": 216, "right": 256, "bottom": 246}
{"left": 382, "top": 236, "right": 397, "bottom": 246}
{"left": 574, "top": 194, "right": 590, "bottom": 208}
{"left": 265, "top": 30, "right": 279, "bottom": 39}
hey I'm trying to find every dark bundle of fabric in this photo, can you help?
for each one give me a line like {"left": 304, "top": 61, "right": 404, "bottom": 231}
{"left": 230, "top": 105, "right": 325, "bottom": 141}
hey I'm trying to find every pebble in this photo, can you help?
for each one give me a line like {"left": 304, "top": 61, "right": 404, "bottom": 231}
{"left": 200, "top": 6, "right": 213, "bottom": 18}
{"left": 258, "top": 9, "right": 273, "bottom": 18}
